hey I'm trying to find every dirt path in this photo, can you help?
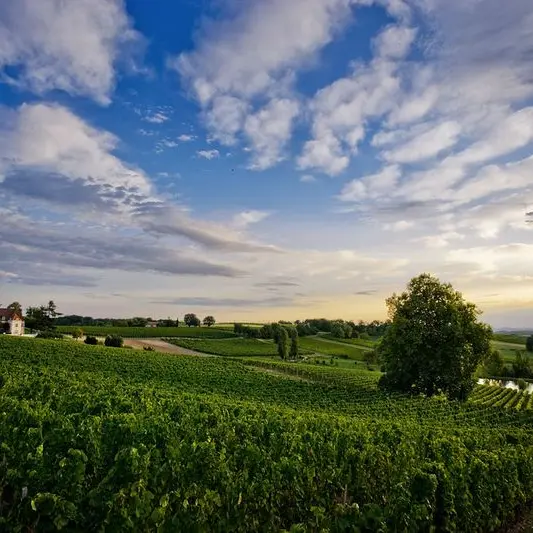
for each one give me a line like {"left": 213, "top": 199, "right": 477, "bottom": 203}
{"left": 123, "top": 338, "right": 213, "bottom": 356}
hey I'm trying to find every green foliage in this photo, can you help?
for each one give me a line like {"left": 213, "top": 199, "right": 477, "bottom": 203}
{"left": 527, "top": 335, "right": 533, "bottom": 352}
{"left": 485, "top": 349, "right": 506, "bottom": 377}
{"left": 84, "top": 336, "right": 98, "bottom": 345}
{"left": 71, "top": 328, "right": 83, "bottom": 340}
{"left": 379, "top": 273, "right": 493, "bottom": 400}
{"left": 7, "top": 301, "right": 22, "bottom": 314}
{"left": 277, "top": 327, "right": 289, "bottom": 360}
{"left": 104, "top": 335, "right": 124, "bottom": 348}
{"left": 35, "top": 330, "right": 64, "bottom": 340}
{"left": 165, "top": 337, "right": 312, "bottom": 357}
{"left": 184, "top": 313, "right": 201, "bottom": 327}
{"left": 330, "top": 323, "right": 346, "bottom": 338}
{"left": 1, "top": 336, "right": 533, "bottom": 532}
{"left": 289, "top": 328, "right": 299, "bottom": 360}
{"left": 203, "top": 315, "right": 216, "bottom": 327}
{"left": 25, "top": 300, "right": 60, "bottom": 332}
{"left": 58, "top": 325, "right": 235, "bottom": 339}
{"left": 298, "top": 337, "right": 367, "bottom": 360}
{"left": 492, "top": 333, "right": 529, "bottom": 345}
{"left": 512, "top": 352, "right": 532, "bottom": 379}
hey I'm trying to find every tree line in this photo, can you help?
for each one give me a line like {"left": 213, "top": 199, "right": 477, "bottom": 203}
{"left": 54, "top": 313, "right": 216, "bottom": 328}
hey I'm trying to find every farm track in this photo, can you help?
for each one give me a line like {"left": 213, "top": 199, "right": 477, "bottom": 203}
{"left": 124, "top": 338, "right": 214, "bottom": 356}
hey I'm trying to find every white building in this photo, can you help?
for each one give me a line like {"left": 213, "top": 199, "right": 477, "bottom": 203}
{"left": 0, "top": 309, "right": 24, "bottom": 336}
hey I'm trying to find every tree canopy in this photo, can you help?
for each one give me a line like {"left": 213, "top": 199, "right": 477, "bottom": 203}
{"left": 378, "top": 273, "right": 492, "bottom": 400}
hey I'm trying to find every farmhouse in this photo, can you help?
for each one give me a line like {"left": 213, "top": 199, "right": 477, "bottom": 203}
{"left": 0, "top": 308, "right": 24, "bottom": 336}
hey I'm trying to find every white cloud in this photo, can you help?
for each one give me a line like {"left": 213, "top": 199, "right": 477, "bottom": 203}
{"left": 177, "top": 134, "right": 196, "bottom": 142}
{"left": 298, "top": 24, "right": 413, "bottom": 175}
{"left": 144, "top": 112, "right": 169, "bottom": 124}
{"left": 196, "top": 149, "right": 220, "bottom": 160}
{"left": 232, "top": 210, "right": 271, "bottom": 229}
{"left": 244, "top": 98, "right": 300, "bottom": 170}
{"left": 175, "top": 0, "right": 413, "bottom": 170}
{"left": 0, "top": 103, "right": 279, "bottom": 255}
{"left": 383, "top": 120, "right": 461, "bottom": 163}
{"left": 383, "top": 220, "right": 414, "bottom": 232}
{"left": 339, "top": 165, "right": 401, "bottom": 202}
{"left": 374, "top": 25, "right": 416, "bottom": 59}
{"left": 0, "top": 0, "right": 142, "bottom": 104}
{"left": 300, "top": 174, "right": 317, "bottom": 183}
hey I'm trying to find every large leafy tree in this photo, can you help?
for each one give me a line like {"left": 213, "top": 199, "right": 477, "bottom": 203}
{"left": 526, "top": 335, "right": 533, "bottom": 352}
{"left": 378, "top": 273, "right": 492, "bottom": 400}
{"left": 184, "top": 313, "right": 201, "bottom": 327}
{"left": 25, "top": 300, "right": 61, "bottom": 332}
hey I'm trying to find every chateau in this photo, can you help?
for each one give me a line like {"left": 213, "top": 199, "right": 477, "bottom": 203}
{"left": 0, "top": 309, "right": 24, "bottom": 336}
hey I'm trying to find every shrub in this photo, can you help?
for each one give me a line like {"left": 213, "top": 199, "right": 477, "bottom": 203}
{"left": 36, "top": 331, "right": 63, "bottom": 339}
{"left": 84, "top": 336, "right": 98, "bottom": 345}
{"left": 104, "top": 335, "right": 124, "bottom": 348}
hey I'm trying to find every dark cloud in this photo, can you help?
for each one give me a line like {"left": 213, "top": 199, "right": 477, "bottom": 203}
{"left": 151, "top": 296, "right": 295, "bottom": 307}
{"left": 2, "top": 267, "right": 97, "bottom": 288}
{"left": 1, "top": 171, "right": 146, "bottom": 214}
{"left": 354, "top": 289, "right": 378, "bottom": 296}
{"left": 0, "top": 216, "right": 243, "bottom": 279}
{"left": 254, "top": 280, "right": 300, "bottom": 288}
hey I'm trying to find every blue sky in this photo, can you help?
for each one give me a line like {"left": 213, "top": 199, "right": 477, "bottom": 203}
{"left": 1, "top": 0, "right": 533, "bottom": 327}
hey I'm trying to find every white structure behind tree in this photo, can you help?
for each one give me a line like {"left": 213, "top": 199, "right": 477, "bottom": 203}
{"left": 0, "top": 309, "right": 24, "bottom": 335}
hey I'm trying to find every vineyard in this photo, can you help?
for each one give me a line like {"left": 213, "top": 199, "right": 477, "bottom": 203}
{"left": 1, "top": 336, "right": 533, "bottom": 531}
{"left": 56, "top": 325, "right": 236, "bottom": 338}
{"left": 164, "top": 337, "right": 313, "bottom": 357}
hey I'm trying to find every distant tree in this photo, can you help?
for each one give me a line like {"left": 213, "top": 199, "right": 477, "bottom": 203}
{"left": 485, "top": 349, "right": 505, "bottom": 377}
{"left": 25, "top": 301, "right": 60, "bottom": 332}
{"left": 184, "top": 313, "right": 201, "bottom": 327}
{"left": 234, "top": 323, "right": 243, "bottom": 335}
{"left": 175, "top": 318, "right": 180, "bottom": 327}
{"left": 343, "top": 323, "right": 353, "bottom": 339}
{"left": 104, "top": 335, "right": 124, "bottom": 348}
{"left": 277, "top": 327, "right": 289, "bottom": 360}
{"left": 203, "top": 316, "right": 216, "bottom": 327}
{"left": 259, "top": 324, "right": 273, "bottom": 339}
{"left": 360, "top": 332, "right": 371, "bottom": 341}
{"left": 71, "top": 328, "right": 84, "bottom": 340}
{"left": 289, "top": 328, "right": 299, "bottom": 360}
{"left": 7, "top": 302, "right": 22, "bottom": 314}
{"left": 84, "top": 336, "right": 98, "bottom": 345}
{"left": 331, "top": 323, "right": 345, "bottom": 338}
{"left": 378, "top": 273, "right": 493, "bottom": 400}
{"left": 526, "top": 335, "right": 533, "bottom": 352}
{"left": 512, "top": 351, "right": 532, "bottom": 379}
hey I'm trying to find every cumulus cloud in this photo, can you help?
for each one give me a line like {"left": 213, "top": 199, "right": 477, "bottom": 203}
{"left": 174, "top": 0, "right": 413, "bottom": 170}
{"left": 197, "top": 149, "right": 220, "bottom": 160}
{"left": 0, "top": 0, "right": 143, "bottom": 104}
{"left": 0, "top": 103, "right": 281, "bottom": 256}
{"left": 334, "top": 0, "right": 533, "bottom": 240}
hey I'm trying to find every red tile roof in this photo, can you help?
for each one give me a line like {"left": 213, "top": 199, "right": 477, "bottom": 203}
{"left": 0, "top": 309, "right": 23, "bottom": 320}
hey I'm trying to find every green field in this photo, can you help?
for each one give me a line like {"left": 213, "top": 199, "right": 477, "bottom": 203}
{"left": 493, "top": 333, "right": 529, "bottom": 345}
{"left": 298, "top": 336, "right": 369, "bottom": 359}
{"left": 165, "top": 337, "right": 313, "bottom": 357}
{"left": 321, "top": 334, "right": 377, "bottom": 348}
{"left": 2, "top": 336, "right": 533, "bottom": 531}
{"left": 57, "top": 325, "right": 236, "bottom": 338}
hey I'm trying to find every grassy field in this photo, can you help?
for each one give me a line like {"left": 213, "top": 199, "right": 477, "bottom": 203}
{"left": 165, "top": 337, "right": 313, "bottom": 356}
{"left": 492, "top": 340, "right": 531, "bottom": 364}
{"left": 493, "top": 333, "right": 529, "bottom": 345}
{"left": 57, "top": 325, "right": 236, "bottom": 338}
{"left": 299, "top": 336, "right": 369, "bottom": 359}
{"left": 320, "top": 334, "right": 377, "bottom": 348}
{"left": 1, "top": 335, "right": 533, "bottom": 531}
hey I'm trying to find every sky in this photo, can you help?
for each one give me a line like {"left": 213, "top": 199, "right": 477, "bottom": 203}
{"left": 0, "top": 0, "right": 532, "bottom": 328}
